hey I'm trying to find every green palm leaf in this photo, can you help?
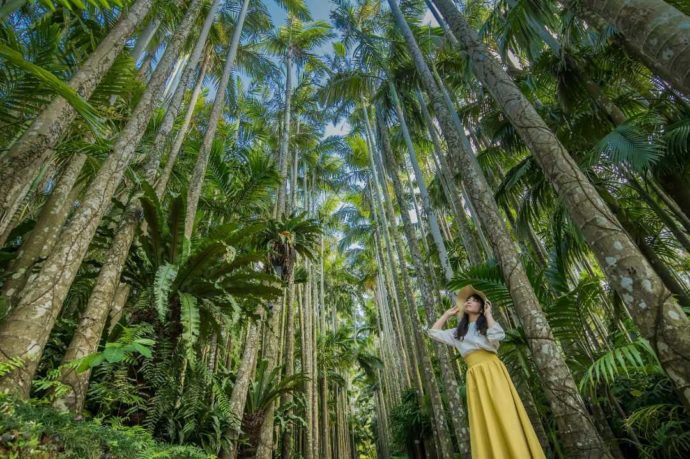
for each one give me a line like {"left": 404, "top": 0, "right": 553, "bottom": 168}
{"left": 0, "top": 42, "right": 104, "bottom": 133}
{"left": 579, "top": 338, "right": 660, "bottom": 391}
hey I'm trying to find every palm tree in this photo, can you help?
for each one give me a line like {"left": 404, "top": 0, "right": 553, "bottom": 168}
{"left": 254, "top": 211, "right": 321, "bottom": 458}
{"left": 0, "top": 0, "right": 205, "bottom": 397}
{"left": 184, "top": 0, "right": 252, "bottom": 239}
{"left": 0, "top": 0, "right": 157, "bottom": 243}
{"left": 265, "top": 17, "right": 333, "bottom": 217}
{"left": 220, "top": 313, "right": 263, "bottom": 459}
{"left": 569, "top": 0, "right": 690, "bottom": 96}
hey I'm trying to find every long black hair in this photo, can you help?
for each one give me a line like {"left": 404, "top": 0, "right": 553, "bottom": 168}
{"left": 454, "top": 294, "right": 488, "bottom": 340}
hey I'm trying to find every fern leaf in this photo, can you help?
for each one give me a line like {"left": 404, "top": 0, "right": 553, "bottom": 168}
{"left": 180, "top": 293, "right": 200, "bottom": 354}
{"left": 154, "top": 263, "right": 178, "bottom": 321}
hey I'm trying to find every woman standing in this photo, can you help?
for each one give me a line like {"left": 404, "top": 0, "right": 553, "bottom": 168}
{"left": 427, "top": 285, "right": 545, "bottom": 459}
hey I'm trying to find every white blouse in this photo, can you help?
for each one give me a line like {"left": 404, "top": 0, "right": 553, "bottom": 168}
{"left": 426, "top": 321, "right": 506, "bottom": 357}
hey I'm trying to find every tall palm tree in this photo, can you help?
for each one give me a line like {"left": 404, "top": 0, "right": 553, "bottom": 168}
{"left": 266, "top": 18, "right": 333, "bottom": 217}
{"left": 0, "top": 0, "right": 205, "bottom": 397}
{"left": 254, "top": 211, "right": 321, "bottom": 459}
{"left": 184, "top": 0, "right": 252, "bottom": 239}
{"left": 571, "top": 0, "right": 690, "bottom": 96}
{"left": 0, "top": 0, "right": 157, "bottom": 242}
{"left": 52, "top": 1, "right": 222, "bottom": 412}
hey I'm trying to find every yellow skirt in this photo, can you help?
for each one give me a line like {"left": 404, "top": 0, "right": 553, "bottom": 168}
{"left": 465, "top": 350, "right": 545, "bottom": 459}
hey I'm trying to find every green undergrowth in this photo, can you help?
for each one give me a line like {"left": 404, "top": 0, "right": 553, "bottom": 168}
{"left": 0, "top": 395, "right": 212, "bottom": 459}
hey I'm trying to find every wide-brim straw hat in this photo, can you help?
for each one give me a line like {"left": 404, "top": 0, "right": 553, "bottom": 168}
{"left": 455, "top": 285, "right": 488, "bottom": 304}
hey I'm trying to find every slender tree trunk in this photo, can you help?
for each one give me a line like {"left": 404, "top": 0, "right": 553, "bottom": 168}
{"left": 301, "top": 264, "right": 315, "bottom": 459}
{"left": 390, "top": 2, "right": 610, "bottom": 456}
{"left": 276, "top": 45, "right": 294, "bottom": 217}
{"left": 0, "top": 0, "right": 155, "bottom": 237}
{"left": 389, "top": 82, "right": 453, "bottom": 282}
{"left": 647, "top": 176, "right": 690, "bottom": 234}
{"left": 366, "top": 138, "right": 426, "bottom": 396}
{"left": 362, "top": 103, "right": 418, "bottom": 389}
{"left": 132, "top": 15, "right": 161, "bottom": 65}
{"left": 157, "top": 53, "right": 210, "bottom": 196}
{"left": 50, "top": 3, "right": 218, "bottom": 410}
{"left": 138, "top": 51, "right": 154, "bottom": 80}
{"left": 0, "top": 0, "right": 204, "bottom": 398}
{"left": 415, "top": 88, "right": 483, "bottom": 265}
{"left": 279, "top": 280, "right": 296, "bottom": 459}
{"left": 221, "top": 318, "right": 263, "bottom": 459}
{"left": 576, "top": 0, "right": 690, "bottom": 96}
{"left": 633, "top": 180, "right": 690, "bottom": 254}
{"left": 255, "top": 275, "right": 292, "bottom": 459}
{"left": 378, "top": 111, "right": 470, "bottom": 457}
{"left": 310, "top": 270, "right": 320, "bottom": 459}
{"left": 320, "top": 375, "right": 331, "bottom": 459}
{"left": 2, "top": 154, "right": 86, "bottom": 306}
{"left": 433, "top": 0, "right": 690, "bottom": 413}
{"left": 657, "top": 171, "right": 690, "bottom": 222}
{"left": 107, "top": 283, "right": 131, "bottom": 336}
{"left": 184, "top": 0, "right": 251, "bottom": 238}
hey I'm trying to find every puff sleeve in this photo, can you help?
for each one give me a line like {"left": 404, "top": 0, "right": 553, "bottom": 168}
{"left": 425, "top": 328, "right": 458, "bottom": 347}
{"left": 486, "top": 322, "right": 506, "bottom": 346}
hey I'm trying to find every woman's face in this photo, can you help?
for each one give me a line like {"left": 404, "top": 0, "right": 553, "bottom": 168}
{"left": 463, "top": 295, "right": 483, "bottom": 314}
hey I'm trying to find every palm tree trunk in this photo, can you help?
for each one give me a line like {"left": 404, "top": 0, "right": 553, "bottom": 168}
{"left": 301, "top": 264, "right": 314, "bottom": 459}
{"left": 156, "top": 53, "right": 210, "bottom": 196}
{"left": 255, "top": 276, "right": 292, "bottom": 459}
{"left": 276, "top": 45, "right": 294, "bottom": 217}
{"left": 1, "top": 153, "right": 86, "bottom": 306}
{"left": 362, "top": 103, "right": 417, "bottom": 388}
{"left": 366, "top": 128, "right": 427, "bottom": 396}
{"left": 138, "top": 52, "right": 154, "bottom": 80}
{"left": 390, "top": 2, "right": 610, "bottom": 456}
{"left": 0, "top": 0, "right": 155, "bottom": 238}
{"left": 656, "top": 171, "right": 690, "bottom": 222}
{"left": 319, "top": 375, "right": 331, "bottom": 459}
{"left": 0, "top": 0, "right": 204, "bottom": 398}
{"left": 221, "top": 318, "right": 264, "bottom": 459}
{"left": 378, "top": 111, "right": 469, "bottom": 457}
{"left": 132, "top": 15, "right": 161, "bottom": 65}
{"left": 576, "top": 0, "right": 690, "bottom": 96}
{"left": 647, "top": 176, "right": 690, "bottom": 234}
{"left": 107, "top": 283, "right": 131, "bottom": 336}
{"left": 310, "top": 271, "right": 320, "bottom": 459}
{"left": 389, "top": 82, "right": 454, "bottom": 282}
{"left": 279, "top": 280, "right": 296, "bottom": 459}
{"left": 374, "top": 234, "right": 411, "bottom": 389}
{"left": 50, "top": 3, "right": 218, "bottom": 411}
{"left": 433, "top": 0, "right": 690, "bottom": 413}
{"left": 415, "top": 88, "right": 483, "bottom": 265}
{"left": 184, "top": 0, "right": 251, "bottom": 238}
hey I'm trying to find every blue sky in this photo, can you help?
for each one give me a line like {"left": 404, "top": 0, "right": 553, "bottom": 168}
{"left": 266, "top": 0, "right": 334, "bottom": 30}
{"left": 264, "top": 1, "right": 349, "bottom": 136}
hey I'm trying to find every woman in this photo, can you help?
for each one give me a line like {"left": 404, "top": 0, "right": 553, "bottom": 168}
{"left": 427, "top": 285, "right": 545, "bottom": 459}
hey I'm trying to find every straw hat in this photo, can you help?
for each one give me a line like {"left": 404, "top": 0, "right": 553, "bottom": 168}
{"left": 454, "top": 285, "right": 488, "bottom": 304}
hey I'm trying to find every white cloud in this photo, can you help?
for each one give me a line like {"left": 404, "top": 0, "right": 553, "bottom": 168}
{"left": 422, "top": 9, "right": 440, "bottom": 27}
{"left": 324, "top": 119, "right": 351, "bottom": 137}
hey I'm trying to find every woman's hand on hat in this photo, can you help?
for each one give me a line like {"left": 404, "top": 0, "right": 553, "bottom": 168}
{"left": 484, "top": 300, "right": 493, "bottom": 318}
{"left": 444, "top": 305, "right": 461, "bottom": 317}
